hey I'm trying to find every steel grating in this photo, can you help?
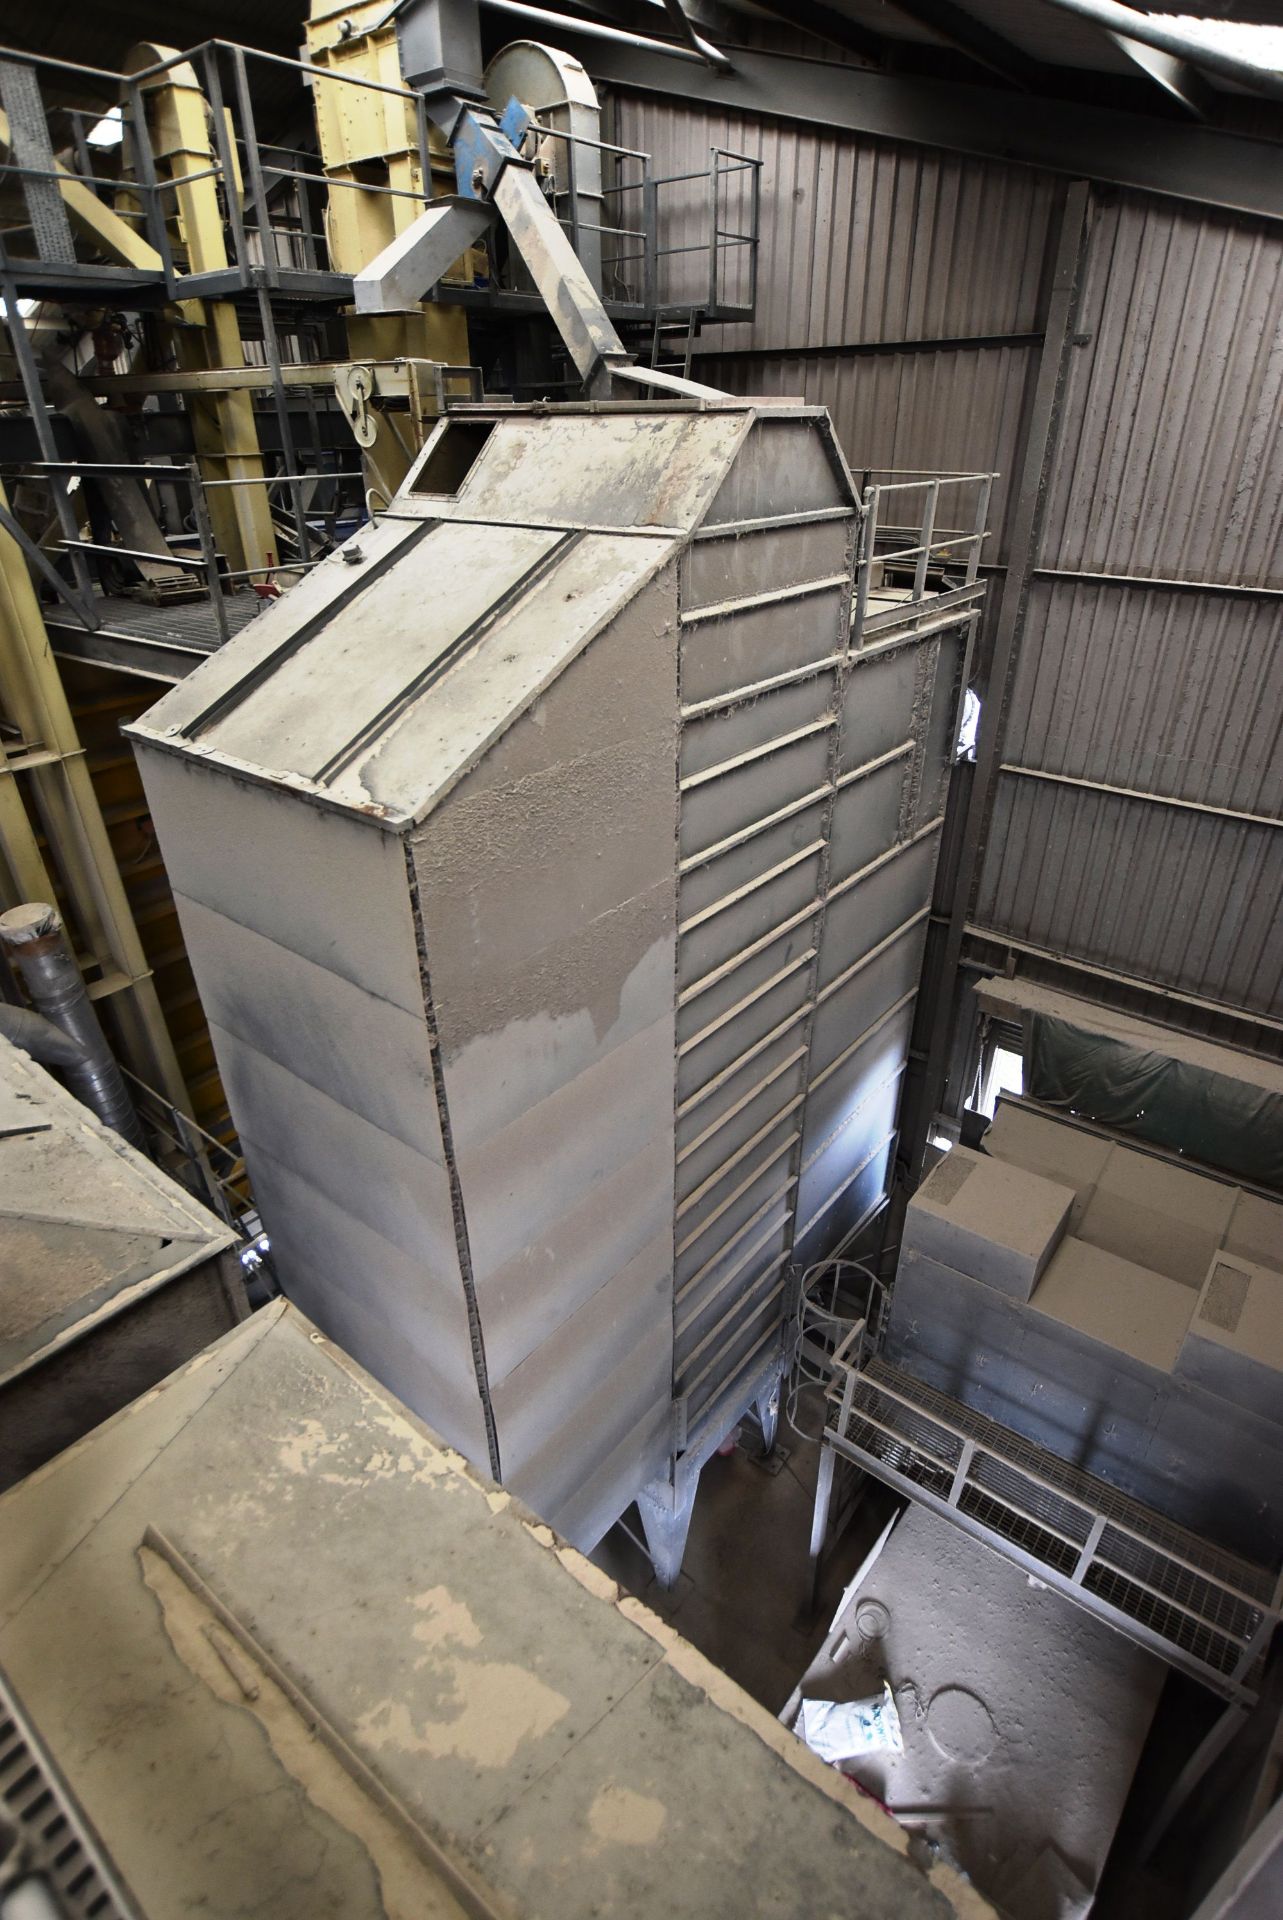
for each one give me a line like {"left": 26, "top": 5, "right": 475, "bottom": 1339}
{"left": 0, "top": 58, "right": 75, "bottom": 263}
{"left": 959, "top": 1486, "right": 1082, "bottom": 1576}
{"left": 828, "top": 1357, "right": 1279, "bottom": 1698}
{"left": 864, "top": 1359, "right": 1275, "bottom": 1602}
{"left": 45, "top": 593, "right": 261, "bottom": 684}
{"left": 1083, "top": 1566, "right": 1249, "bottom": 1682}
{"left": 0, "top": 1667, "right": 137, "bottom": 1917}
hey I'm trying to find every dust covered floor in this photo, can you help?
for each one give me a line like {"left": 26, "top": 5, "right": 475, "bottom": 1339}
{"left": 592, "top": 1424, "right": 900, "bottom": 1714}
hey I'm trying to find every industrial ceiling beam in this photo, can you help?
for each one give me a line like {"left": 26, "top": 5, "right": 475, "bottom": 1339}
{"left": 653, "top": 0, "right": 719, "bottom": 63}
{"left": 578, "top": 41, "right": 1283, "bottom": 221}
{"left": 1108, "top": 31, "right": 1212, "bottom": 121}
{"left": 884, "top": 0, "right": 1044, "bottom": 91}
{"left": 735, "top": 0, "right": 888, "bottom": 65}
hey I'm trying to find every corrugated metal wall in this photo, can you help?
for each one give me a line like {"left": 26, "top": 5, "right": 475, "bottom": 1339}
{"left": 977, "top": 190, "right": 1283, "bottom": 1025}
{"left": 610, "top": 95, "right": 1053, "bottom": 570}
{"left": 609, "top": 90, "right": 1283, "bottom": 1044}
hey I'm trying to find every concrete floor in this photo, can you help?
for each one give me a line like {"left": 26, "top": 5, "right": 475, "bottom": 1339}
{"left": 593, "top": 1420, "right": 899, "bottom": 1715}
{"left": 592, "top": 1427, "right": 1220, "bottom": 1920}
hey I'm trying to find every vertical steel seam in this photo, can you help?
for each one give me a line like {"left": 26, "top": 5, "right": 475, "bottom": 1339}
{"left": 402, "top": 843, "right": 503, "bottom": 1482}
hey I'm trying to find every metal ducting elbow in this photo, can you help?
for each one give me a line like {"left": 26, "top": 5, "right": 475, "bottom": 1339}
{"left": 0, "top": 902, "right": 148, "bottom": 1153}
{"left": 0, "top": 1002, "right": 90, "bottom": 1072}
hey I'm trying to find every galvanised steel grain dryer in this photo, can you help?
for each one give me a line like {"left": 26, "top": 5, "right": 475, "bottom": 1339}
{"left": 128, "top": 400, "right": 988, "bottom": 1572}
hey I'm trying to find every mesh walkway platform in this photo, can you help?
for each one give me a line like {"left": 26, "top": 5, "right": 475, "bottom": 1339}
{"left": 45, "top": 593, "right": 262, "bottom": 683}
{"left": 825, "top": 1355, "right": 1280, "bottom": 1700}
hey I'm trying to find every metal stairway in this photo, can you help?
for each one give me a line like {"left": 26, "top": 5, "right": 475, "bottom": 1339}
{"left": 825, "top": 1355, "right": 1280, "bottom": 1701}
{"left": 647, "top": 306, "right": 700, "bottom": 379}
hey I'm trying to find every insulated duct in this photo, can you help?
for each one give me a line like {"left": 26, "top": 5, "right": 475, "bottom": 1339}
{"left": 0, "top": 903, "right": 146, "bottom": 1151}
{"left": 0, "top": 1001, "right": 88, "bottom": 1072}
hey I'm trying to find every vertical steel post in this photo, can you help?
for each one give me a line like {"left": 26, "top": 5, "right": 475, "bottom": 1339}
{"left": 643, "top": 170, "right": 658, "bottom": 312}
{"left": 853, "top": 486, "right": 880, "bottom": 642}
{"left": 748, "top": 155, "right": 761, "bottom": 313}
{"left": 913, "top": 478, "right": 939, "bottom": 602}
{"left": 966, "top": 473, "right": 993, "bottom": 585}
{"left": 566, "top": 127, "right": 582, "bottom": 264}
{"left": 201, "top": 45, "right": 251, "bottom": 278}
{"left": 230, "top": 43, "right": 277, "bottom": 278}
{"left": 255, "top": 285, "right": 311, "bottom": 563}
{"left": 124, "top": 76, "right": 174, "bottom": 294}
{"left": 187, "top": 459, "right": 229, "bottom": 645}
{"left": 806, "top": 1442, "right": 837, "bottom": 1617}
{"left": 707, "top": 146, "right": 719, "bottom": 310}
{"left": 908, "top": 180, "right": 1093, "bottom": 1178}
{"left": 415, "top": 92, "right": 432, "bottom": 217}
{"left": 69, "top": 111, "right": 95, "bottom": 199}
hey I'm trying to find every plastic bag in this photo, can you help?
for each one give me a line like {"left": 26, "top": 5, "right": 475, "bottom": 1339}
{"left": 798, "top": 1683, "right": 904, "bottom": 1762}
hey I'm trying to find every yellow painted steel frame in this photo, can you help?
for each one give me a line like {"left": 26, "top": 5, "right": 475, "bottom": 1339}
{"left": 125, "top": 45, "right": 278, "bottom": 581}
{"left": 0, "top": 481, "right": 191, "bottom": 1114}
{"left": 305, "top": 0, "right": 472, "bottom": 487}
{"left": 0, "top": 110, "right": 163, "bottom": 273}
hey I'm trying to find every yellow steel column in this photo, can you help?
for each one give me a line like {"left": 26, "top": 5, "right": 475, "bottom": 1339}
{"left": 126, "top": 46, "right": 279, "bottom": 580}
{"left": 0, "top": 480, "right": 191, "bottom": 1112}
{"left": 305, "top": 0, "right": 473, "bottom": 490}
{"left": 0, "top": 760, "right": 54, "bottom": 904}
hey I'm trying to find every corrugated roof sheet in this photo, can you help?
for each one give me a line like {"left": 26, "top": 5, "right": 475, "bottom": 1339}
{"left": 976, "top": 188, "right": 1283, "bottom": 1023}
{"left": 605, "top": 98, "right": 1283, "bottom": 1038}
{"left": 1004, "top": 581, "right": 1283, "bottom": 819}
{"left": 699, "top": 341, "right": 1031, "bottom": 551}
{"left": 976, "top": 777, "right": 1283, "bottom": 1018}
{"left": 1043, "top": 193, "right": 1283, "bottom": 588}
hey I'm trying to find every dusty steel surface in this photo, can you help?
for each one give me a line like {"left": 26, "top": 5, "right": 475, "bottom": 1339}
{"left": 0, "top": 1034, "right": 236, "bottom": 1385}
{"left": 785, "top": 1501, "right": 1163, "bottom": 1920}
{"left": 128, "top": 401, "right": 983, "bottom": 1552}
{"left": 0, "top": 1302, "right": 995, "bottom": 1920}
{"left": 0, "top": 1033, "right": 242, "bottom": 1487}
{"left": 888, "top": 1109, "right": 1283, "bottom": 1566}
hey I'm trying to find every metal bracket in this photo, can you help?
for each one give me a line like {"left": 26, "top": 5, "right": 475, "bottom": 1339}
{"left": 0, "top": 498, "right": 100, "bottom": 630}
{"left": 451, "top": 103, "right": 529, "bottom": 201}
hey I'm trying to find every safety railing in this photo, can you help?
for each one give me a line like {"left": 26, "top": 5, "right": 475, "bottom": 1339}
{"left": 646, "top": 146, "right": 762, "bottom": 321}
{"left": 3, "top": 455, "right": 369, "bottom": 638}
{"left": 823, "top": 1351, "right": 1281, "bottom": 1701}
{"left": 478, "top": 113, "right": 652, "bottom": 311}
{"left": 120, "top": 1064, "right": 249, "bottom": 1226}
{"left": 0, "top": 39, "right": 758, "bottom": 326}
{"left": 853, "top": 468, "right": 994, "bottom": 634}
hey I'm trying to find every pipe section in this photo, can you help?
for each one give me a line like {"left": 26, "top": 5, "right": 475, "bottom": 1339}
{"left": 479, "top": 0, "right": 725, "bottom": 68}
{"left": 0, "top": 902, "right": 148, "bottom": 1150}
{"left": 1040, "top": 0, "right": 1283, "bottom": 101}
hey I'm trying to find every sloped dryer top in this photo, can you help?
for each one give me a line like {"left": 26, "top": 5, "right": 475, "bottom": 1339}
{"left": 129, "top": 404, "right": 857, "bottom": 829}
{"left": 130, "top": 515, "right": 678, "bottom": 828}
